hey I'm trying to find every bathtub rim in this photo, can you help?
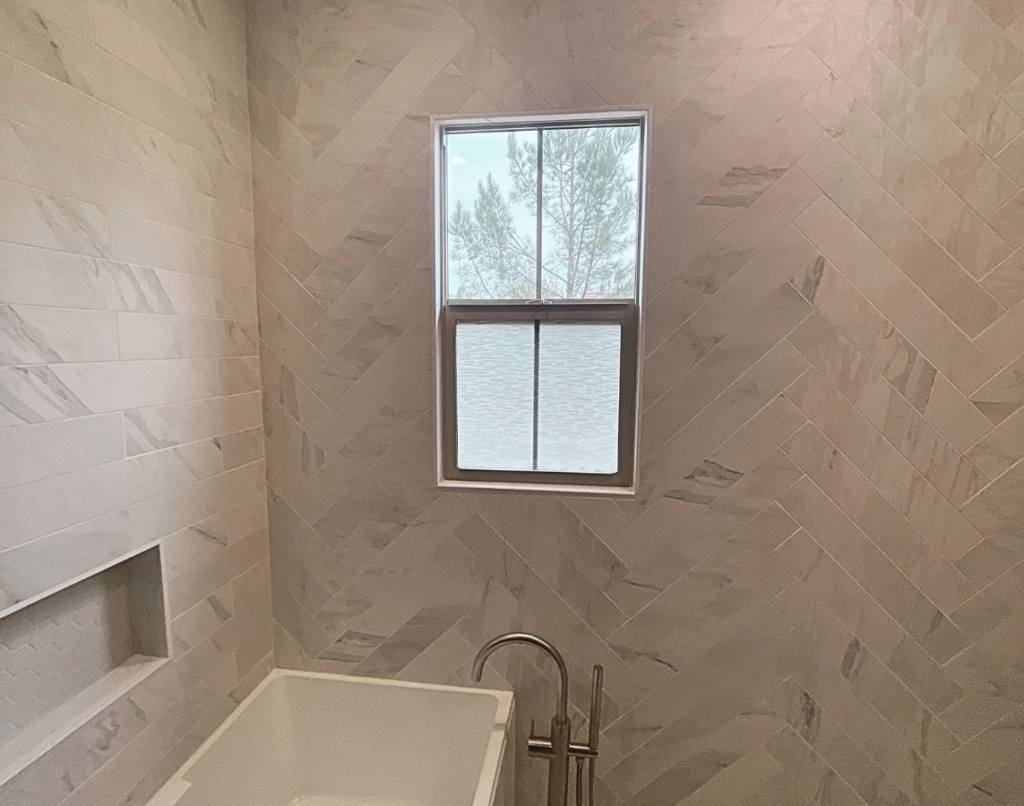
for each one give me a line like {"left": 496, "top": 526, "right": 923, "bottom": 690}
{"left": 147, "top": 668, "right": 514, "bottom": 806}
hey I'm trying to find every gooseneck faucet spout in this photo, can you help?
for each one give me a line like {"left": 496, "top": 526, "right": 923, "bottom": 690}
{"left": 473, "top": 633, "right": 572, "bottom": 806}
{"left": 472, "top": 632, "right": 569, "bottom": 722}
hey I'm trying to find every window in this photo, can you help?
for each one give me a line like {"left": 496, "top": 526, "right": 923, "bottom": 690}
{"left": 434, "top": 112, "right": 647, "bottom": 493}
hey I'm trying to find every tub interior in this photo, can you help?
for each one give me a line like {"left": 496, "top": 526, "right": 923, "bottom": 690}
{"left": 170, "top": 674, "right": 504, "bottom": 806}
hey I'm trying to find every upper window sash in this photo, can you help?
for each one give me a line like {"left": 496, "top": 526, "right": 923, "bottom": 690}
{"left": 440, "top": 118, "right": 645, "bottom": 305}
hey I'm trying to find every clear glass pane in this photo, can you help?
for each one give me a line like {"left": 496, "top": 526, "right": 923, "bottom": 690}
{"left": 446, "top": 130, "right": 539, "bottom": 300}
{"left": 456, "top": 322, "right": 535, "bottom": 471}
{"left": 537, "top": 322, "right": 620, "bottom": 474}
{"left": 540, "top": 125, "right": 641, "bottom": 300}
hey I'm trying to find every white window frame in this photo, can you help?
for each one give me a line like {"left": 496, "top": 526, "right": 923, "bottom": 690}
{"left": 433, "top": 110, "right": 649, "bottom": 496}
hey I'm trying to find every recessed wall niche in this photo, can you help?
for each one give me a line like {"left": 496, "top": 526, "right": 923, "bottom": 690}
{"left": 0, "top": 546, "right": 169, "bottom": 787}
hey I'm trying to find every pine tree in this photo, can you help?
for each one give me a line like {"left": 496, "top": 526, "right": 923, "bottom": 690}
{"left": 449, "top": 127, "right": 639, "bottom": 300}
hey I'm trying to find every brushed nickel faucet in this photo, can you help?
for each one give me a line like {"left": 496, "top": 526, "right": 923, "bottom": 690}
{"left": 473, "top": 633, "right": 603, "bottom": 806}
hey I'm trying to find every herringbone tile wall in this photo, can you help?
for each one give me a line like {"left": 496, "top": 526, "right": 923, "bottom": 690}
{"left": 246, "top": 0, "right": 1024, "bottom": 802}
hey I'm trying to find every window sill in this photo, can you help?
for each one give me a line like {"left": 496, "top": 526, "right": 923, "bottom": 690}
{"left": 437, "top": 478, "right": 635, "bottom": 497}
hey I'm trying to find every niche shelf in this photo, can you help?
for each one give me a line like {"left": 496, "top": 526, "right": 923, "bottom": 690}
{"left": 0, "top": 545, "right": 170, "bottom": 787}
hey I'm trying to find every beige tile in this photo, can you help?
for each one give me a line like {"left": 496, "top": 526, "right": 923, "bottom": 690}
{"left": 790, "top": 254, "right": 996, "bottom": 459}
{"left": 779, "top": 475, "right": 968, "bottom": 663}
{"left": 802, "top": 71, "right": 1013, "bottom": 279}
{"left": 800, "top": 135, "right": 1004, "bottom": 337}
{"left": 783, "top": 364, "right": 985, "bottom": 558}
{"left": 644, "top": 223, "right": 817, "bottom": 394}
{"left": 776, "top": 529, "right": 963, "bottom": 711}
{"left": 773, "top": 579, "right": 960, "bottom": 760}
{"left": 795, "top": 195, "right": 999, "bottom": 394}
{"left": 923, "top": 372, "right": 995, "bottom": 454}
{"left": 117, "top": 313, "right": 256, "bottom": 360}
{"left": 0, "top": 0, "right": 249, "bottom": 170}
{"left": 0, "top": 413, "right": 124, "bottom": 489}
{"left": 642, "top": 283, "right": 812, "bottom": 456}
{"left": 970, "top": 350, "right": 1024, "bottom": 424}
{"left": 987, "top": 188, "right": 1024, "bottom": 247}
{"left": 124, "top": 391, "right": 262, "bottom": 456}
{"left": 806, "top": 12, "right": 1019, "bottom": 218}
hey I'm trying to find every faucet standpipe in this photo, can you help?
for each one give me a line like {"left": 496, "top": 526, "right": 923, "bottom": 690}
{"left": 472, "top": 633, "right": 603, "bottom": 806}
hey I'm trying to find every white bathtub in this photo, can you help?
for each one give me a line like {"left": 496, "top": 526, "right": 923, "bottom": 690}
{"left": 148, "top": 670, "right": 513, "bottom": 806}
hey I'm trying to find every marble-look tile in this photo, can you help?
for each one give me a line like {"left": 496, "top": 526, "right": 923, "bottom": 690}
{"left": 644, "top": 223, "right": 818, "bottom": 397}
{"left": 790, "top": 250, "right": 943, "bottom": 409}
{"left": 0, "top": 461, "right": 264, "bottom": 616}
{"left": 0, "top": 437, "right": 255, "bottom": 552}
{"left": 838, "top": 0, "right": 1024, "bottom": 155}
{"left": 772, "top": 682, "right": 918, "bottom": 805}
{"left": 783, "top": 422, "right": 979, "bottom": 612}
{"left": 106, "top": 212, "right": 254, "bottom": 284}
{"left": 806, "top": 12, "right": 1019, "bottom": 219}
{"left": 638, "top": 340, "right": 810, "bottom": 507}
{"left": 987, "top": 188, "right": 1024, "bottom": 248}
{"left": 611, "top": 449, "right": 803, "bottom": 616}
{"left": 31, "top": 356, "right": 258, "bottom": 415}
{"left": 647, "top": 44, "right": 828, "bottom": 260}
{"left": 0, "top": 304, "right": 118, "bottom": 365}
{"left": 795, "top": 195, "right": 999, "bottom": 394}
{"left": 252, "top": 194, "right": 321, "bottom": 285}
{"left": 922, "top": 372, "right": 995, "bottom": 454}
{"left": 773, "top": 579, "right": 961, "bottom": 761}
{"left": 118, "top": 313, "right": 256, "bottom": 360}
{"left": 0, "top": 114, "right": 252, "bottom": 249}
{"left": 784, "top": 366, "right": 985, "bottom": 559}
{"left": 124, "top": 391, "right": 262, "bottom": 456}
{"left": 0, "top": 413, "right": 123, "bottom": 490}
{"left": 800, "top": 135, "right": 1005, "bottom": 337}
{"left": 256, "top": 292, "right": 326, "bottom": 383}
{"left": 966, "top": 406, "right": 1024, "bottom": 480}
{"left": 0, "top": 0, "right": 266, "bottom": 802}
{"left": 778, "top": 476, "right": 968, "bottom": 664}
{"left": 776, "top": 528, "right": 963, "bottom": 712}
{"left": 910, "top": 0, "right": 1024, "bottom": 94}
{"left": 642, "top": 283, "right": 813, "bottom": 457}
{"left": 970, "top": 350, "right": 1024, "bottom": 424}
{"left": 605, "top": 654, "right": 787, "bottom": 802}
{"left": 0, "top": 0, "right": 250, "bottom": 170}
{"left": 786, "top": 308, "right": 987, "bottom": 506}
{"left": 0, "top": 51, "right": 252, "bottom": 210}
{"left": 0, "top": 178, "right": 111, "bottom": 258}
{"left": 802, "top": 70, "right": 1013, "bottom": 279}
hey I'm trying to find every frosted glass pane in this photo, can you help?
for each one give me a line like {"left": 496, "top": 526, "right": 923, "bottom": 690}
{"left": 446, "top": 130, "right": 538, "bottom": 300}
{"left": 456, "top": 322, "right": 535, "bottom": 470}
{"left": 537, "top": 323, "right": 620, "bottom": 473}
{"left": 540, "top": 126, "right": 640, "bottom": 300}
